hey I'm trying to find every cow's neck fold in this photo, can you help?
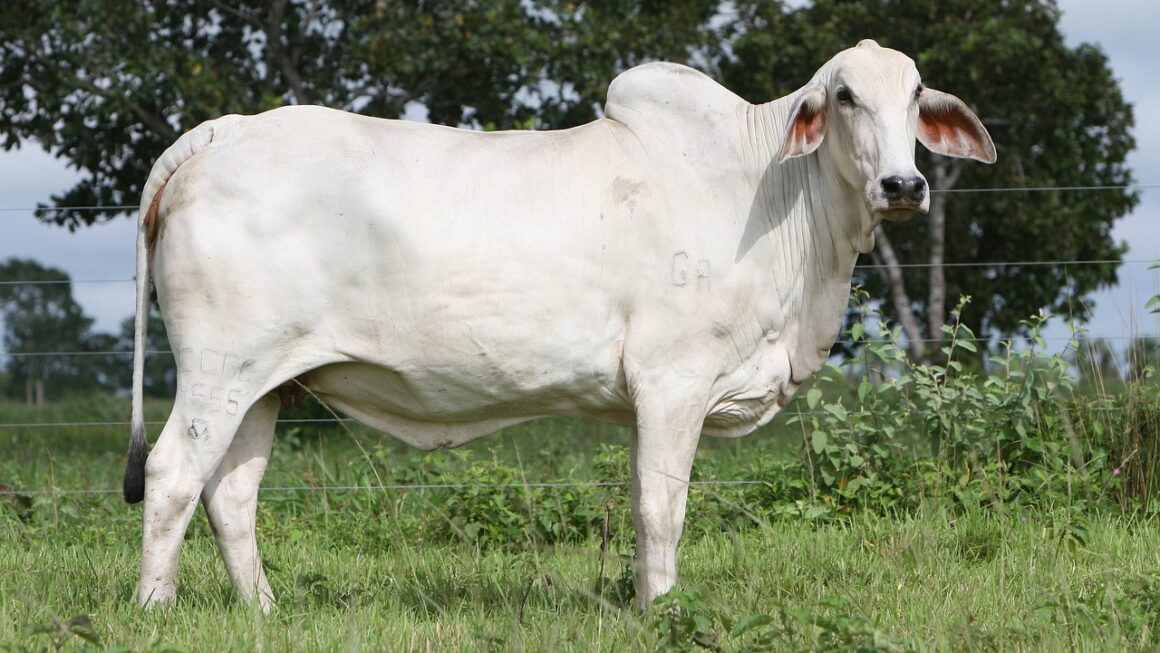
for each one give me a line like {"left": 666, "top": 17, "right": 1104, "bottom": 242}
{"left": 740, "top": 98, "right": 865, "bottom": 381}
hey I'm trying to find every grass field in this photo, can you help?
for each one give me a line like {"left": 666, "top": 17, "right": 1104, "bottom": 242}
{"left": 1, "top": 393, "right": 1157, "bottom": 651}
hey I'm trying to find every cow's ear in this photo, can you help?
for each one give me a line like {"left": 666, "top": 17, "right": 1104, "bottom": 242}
{"left": 918, "top": 88, "right": 997, "bottom": 163}
{"left": 777, "top": 83, "right": 827, "bottom": 163}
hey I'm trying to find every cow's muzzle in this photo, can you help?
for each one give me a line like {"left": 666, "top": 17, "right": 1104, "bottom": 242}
{"left": 881, "top": 174, "right": 926, "bottom": 207}
{"left": 872, "top": 173, "right": 929, "bottom": 221}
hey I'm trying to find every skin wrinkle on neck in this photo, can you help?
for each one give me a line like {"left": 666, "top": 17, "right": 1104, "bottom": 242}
{"left": 744, "top": 97, "right": 859, "bottom": 287}
{"left": 736, "top": 95, "right": 865, "bottom": 383}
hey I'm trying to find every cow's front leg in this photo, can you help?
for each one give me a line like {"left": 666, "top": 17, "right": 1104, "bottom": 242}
{"left": 629, "top": 390, "right": 705, "bottom": 610}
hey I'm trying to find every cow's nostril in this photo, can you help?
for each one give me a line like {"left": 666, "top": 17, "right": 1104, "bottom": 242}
{"left": 912, "top": 177, "right": 926, "bottom": 196}
{"left": 882, "top": 176, "right": 925, "bottom": 204}
{"left": 881, "top": 176, "right": 904, "bottom": 200}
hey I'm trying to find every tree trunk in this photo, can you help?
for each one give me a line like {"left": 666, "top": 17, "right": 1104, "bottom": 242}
{"left": 264, "top": 0, "right": 315, "bottom": 105}
{"left": 872, "top": 227, "right": 925, "bottom": 361}
{"left": 926, "top": 158, "right": 965, "bottom": 356}
{"left": 25, "top": 377, "right": 45, "bottom": 406}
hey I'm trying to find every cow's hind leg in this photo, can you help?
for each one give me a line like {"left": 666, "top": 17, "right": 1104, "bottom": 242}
{"left": 201, "top": 393, "right": 278, "bottom": 613}
{"left": 136, "top": 388, "right": 257, "bottom": 608}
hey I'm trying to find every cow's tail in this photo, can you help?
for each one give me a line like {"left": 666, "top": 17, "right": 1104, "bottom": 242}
{"left": 123, "top": 194, "right": 151, "bottom": 503}
{"left": 124, "top": 118, "right": 229, "bottom": 504}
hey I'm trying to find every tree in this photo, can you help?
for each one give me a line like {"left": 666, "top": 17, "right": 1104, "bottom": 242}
{"left": 0, "top": 258, "right": 109, "bottom": 403}
{"left": 723, "top": 0, "right": 1136, "bottom": 357}
{"left": 1, "top": 0, "right": 724, "bottom": 229}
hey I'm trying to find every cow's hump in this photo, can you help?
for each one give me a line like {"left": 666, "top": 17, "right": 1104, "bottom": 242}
{"left": 604, "top": 63, "right": 746, "bottom": 138}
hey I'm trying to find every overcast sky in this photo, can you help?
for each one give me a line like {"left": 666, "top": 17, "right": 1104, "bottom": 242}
{"left": 1, "top": 0, "right": 1157, "bottom": 353}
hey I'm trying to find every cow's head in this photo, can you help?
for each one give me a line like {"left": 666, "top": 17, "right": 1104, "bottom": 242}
{"left": 777, "top": 39, "right": 995, "bottom": 223}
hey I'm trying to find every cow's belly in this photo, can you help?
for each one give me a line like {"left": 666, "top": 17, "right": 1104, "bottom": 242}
{"left": 305, "top": 360, "right": 634, "bottom": 450}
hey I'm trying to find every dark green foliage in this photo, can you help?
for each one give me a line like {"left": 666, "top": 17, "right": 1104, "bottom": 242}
{"left": 781, "top": 292, "right": 1151, "bottom": 520}
{"left": 108, "top": 302, "right": 176, "bottom": 399}
{"left": 1034, "top": 570, "right": 1160, "bottom": 651}
{"left": 651, "top": 588, "right": 727, "bottom": 651}
{"left": 403, "top": 445, "right": 628, "bottom": 548}
{"left": 245, "top": 293, "right": 1155, "bottom": 552}
{"left": 14, "top": 614, "right": 104, "bottom": 653}
{"left": 1075, "top": 380, "right": 1160, "bottom": 513}
{"left": 0, "top": 0, "right": 722, "bottom": 229}
{"left": 1120, "top": 383, "right": 1160, "bottom": 512}
{"left": 74, "top": 299, "right": 178, "bottom": 402}
{"left": 3, "top": 298, "right": 1153, "bottom": 556}
{"left": 0, "top": 259, "right": 176, "bottom": 402}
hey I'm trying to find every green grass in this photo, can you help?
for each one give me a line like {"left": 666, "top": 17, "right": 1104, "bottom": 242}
{"left": 2, "top": 395, "right": 1158, "bottom": 651}
{"left": 2, "top": 506, "right": 1157, "bottom": 651}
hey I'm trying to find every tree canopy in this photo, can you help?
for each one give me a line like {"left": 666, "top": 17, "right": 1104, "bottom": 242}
{"left": 1, "top": 0, "right": 721, "bottom": 229}
{"left": 0, "top": 0, "right": 1137, "bottom": 349}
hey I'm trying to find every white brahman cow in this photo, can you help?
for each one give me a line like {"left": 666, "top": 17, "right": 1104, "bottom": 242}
{"left": 124, "top": 39, "right": 994, "bottom": 611}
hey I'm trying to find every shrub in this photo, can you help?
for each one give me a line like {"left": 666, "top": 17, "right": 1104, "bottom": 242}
{"left": 789, "top": 295, "right": 1127, "bottom": 518}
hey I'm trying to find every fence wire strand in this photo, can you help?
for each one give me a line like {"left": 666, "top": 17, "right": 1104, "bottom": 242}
{"left": 5, "top": 332, "right": 1159, "bottom": 361}
{"left": 1, "top": 183, "right": 1154, "bottom": 215}
{"left": 1, "top": 479, "right": 771, "bottom": 498}
{"left": 2, "top": 257, "right": 1158, "bottom": 288}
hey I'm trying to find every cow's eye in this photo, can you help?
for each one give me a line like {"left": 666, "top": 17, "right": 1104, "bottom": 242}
{"left": 836, "top": 87, "right": 854, "bottom": 107}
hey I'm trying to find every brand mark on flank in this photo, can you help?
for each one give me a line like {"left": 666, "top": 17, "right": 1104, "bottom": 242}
{"left": 671, "top": 251, "right": 711, "bottom": 290}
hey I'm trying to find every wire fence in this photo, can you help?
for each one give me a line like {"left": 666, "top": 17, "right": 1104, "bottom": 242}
{"left": 0, "top": 413, "right": 787, "bottom": 431}
{"left": 1, "top": 257, "right": 1154, "bottom": 289}
{"left": 1, "top": 251, "right": 1156, "bottom": 361}
{"left": 0, "top": 182, "right": 1154, "bottom": 215}
{"left": 2, "top": 259, "right": 1158, "bottom": 367}
{"left": 1, "top": 479, "right": 769, "bottom": 498}
{"left": 3, "top": 330, "right": 1159, "bottom": 363}
{"left": 3, "top": 335, "right": 1160, "bottom": 363}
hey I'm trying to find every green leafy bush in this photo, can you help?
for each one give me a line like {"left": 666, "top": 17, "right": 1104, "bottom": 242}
{"left": 786, "top": 294, "right": 1130, "bottom": 519}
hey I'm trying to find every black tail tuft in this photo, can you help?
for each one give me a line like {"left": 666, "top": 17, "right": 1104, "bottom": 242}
{"left": 123, "top": 422, "right": 149, "bottom": 504}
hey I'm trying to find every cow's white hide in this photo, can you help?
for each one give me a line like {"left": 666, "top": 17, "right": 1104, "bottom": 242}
{"left": 124, "top": 39, "right": 994, "bottom": 612}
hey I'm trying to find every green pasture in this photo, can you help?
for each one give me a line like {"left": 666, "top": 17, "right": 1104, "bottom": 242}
{"left": 1, "top": 367, "right": 1157, "bottom": 651}
{"left": 2, "top": 318, "right": 1158, "bottom": 651}
{"left": 2, "top": 500, "right": 1157, "bottom": 652}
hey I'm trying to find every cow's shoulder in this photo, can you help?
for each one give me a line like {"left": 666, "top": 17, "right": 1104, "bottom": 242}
{"left": 605, "top": 63, "right": 745, "bottom": 135}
